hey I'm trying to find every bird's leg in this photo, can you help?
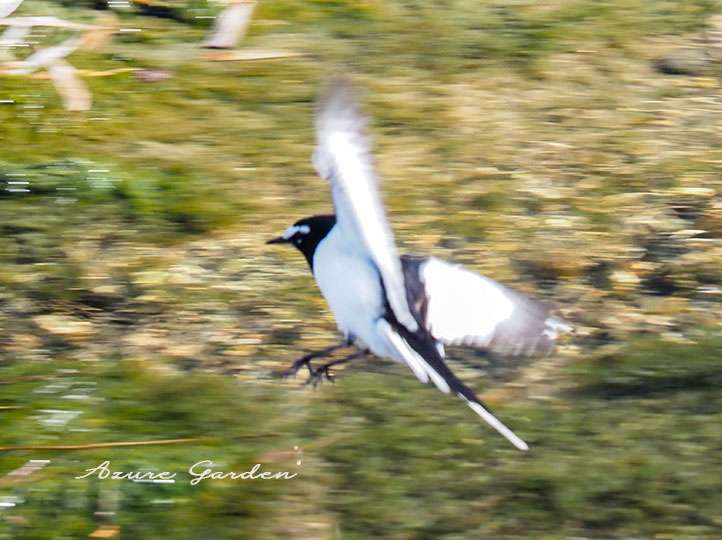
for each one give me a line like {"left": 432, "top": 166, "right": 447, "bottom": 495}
{"left": 306, "top": 349, "right": 369, "bottom": 387}
{"left": 281, "top": 340, "right": 352, "bottom": 378}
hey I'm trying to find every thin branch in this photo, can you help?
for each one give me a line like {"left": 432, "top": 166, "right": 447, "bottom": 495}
{"left": 203, "top": 49, "right": 302, "bottom": 62}
{"left": 0, "top": 16, "right": 94, "bottom": 30}
{"left": 0, "top": 437, "right": 208, "bottom": 452}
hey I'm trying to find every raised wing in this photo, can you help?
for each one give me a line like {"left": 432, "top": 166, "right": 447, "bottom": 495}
{"left": 313, "top": 77, "right": 417, "bottom": 332}
{"left": 405, "top": 256, "right": 572, "bottom": 356}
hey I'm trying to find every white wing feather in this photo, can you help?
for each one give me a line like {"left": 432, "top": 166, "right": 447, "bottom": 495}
{"left": 376, "top": 319, "right": 429, "bottom": 385}
{"left": 420, "top": 257, "right": 571, "bottom": 355}
{"left": 379, "top": 319, "right": 451, "bottom": 393}
{"left": 314, "top": 78, "right": 418, "bottom": 332}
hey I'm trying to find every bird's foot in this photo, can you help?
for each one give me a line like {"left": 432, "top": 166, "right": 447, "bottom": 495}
{"left": 280, "top": 357, "right": 315, "bottom": 379}
{"left": 301, "top": 349, "right": 368, "bottom": 387}
{"left": 304, "top": 363, "right": 335, "bottom": 387}
{"left": 279, "top": 342, "right": 353, "bottom": 379}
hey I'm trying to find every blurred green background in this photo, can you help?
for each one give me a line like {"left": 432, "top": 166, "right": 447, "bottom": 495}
{"left": 1, "top": 1, "right": 722, "bottom": 538}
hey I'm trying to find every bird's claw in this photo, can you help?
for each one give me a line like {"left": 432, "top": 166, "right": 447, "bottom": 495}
{"left": 304, "top": 365, "right": 335, "bottom": 387}
{"left": 280, "top": 358, "right": 315, "bottom": 379}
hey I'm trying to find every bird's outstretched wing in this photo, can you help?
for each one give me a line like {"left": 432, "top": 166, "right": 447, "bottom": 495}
{"left": 313, "top": 77, "right": 418, "bottom": 332}
{"left": 378, "top": 256, "right": 572, "bottom": 450}
{"left": 403, "top": 256, "right": 572, "bottom": 356}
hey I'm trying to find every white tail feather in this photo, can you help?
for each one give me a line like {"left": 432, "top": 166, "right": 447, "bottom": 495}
{"left": 458, "top": 394, "right": 529, "bottom": 451}
{"left": 379, "top": 320, "right": 451, "bottom": 393}
{"left": 378, "top": 320, "right": 429, "bottom": 384}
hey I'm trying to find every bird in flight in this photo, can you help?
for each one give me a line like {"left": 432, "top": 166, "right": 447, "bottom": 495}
{"left": 267, "top": 78, "right": 572, "bottom": 451}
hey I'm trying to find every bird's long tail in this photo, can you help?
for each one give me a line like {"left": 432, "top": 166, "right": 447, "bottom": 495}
{"left": 382, "top": 319, "right": 529, "bottom": 451}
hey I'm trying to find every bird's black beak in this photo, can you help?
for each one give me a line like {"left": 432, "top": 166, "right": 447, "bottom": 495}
{"left": 266, "top": 236, "right": 289, "bottom": 245}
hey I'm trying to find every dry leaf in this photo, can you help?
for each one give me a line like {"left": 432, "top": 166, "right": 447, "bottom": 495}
{"left": 134, "top": 68, "right": 172, "bottom": 82}
{"left": 89, "top": 526, "right": 120, "bottom": 539}
{"left": 82, "top": 12, "right": 118, "bottom": 51}
{"left": 202, "top": 1, "right": 256, "bottom": 49}
{"left": 47, "top": 59, "right": 91, "bottom": 111}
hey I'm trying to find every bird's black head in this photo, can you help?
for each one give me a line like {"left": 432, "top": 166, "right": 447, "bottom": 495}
{"left": 266, "top": 214, "right": 336, "bottom": 269}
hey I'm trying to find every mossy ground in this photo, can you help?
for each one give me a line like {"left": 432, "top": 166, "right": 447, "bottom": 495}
{"left": 1, "top": 1, "right": 722, "bottom": 538}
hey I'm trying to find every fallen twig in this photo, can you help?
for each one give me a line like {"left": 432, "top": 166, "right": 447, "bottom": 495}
{"left": 0, "top": 437, "right": 209, "bottom": 452}
{"left": 203, "top": 49, "right": 302, "bottom": 62}
{"left": 29, "top": 67, "right": 141, "bottom": 78}
{"left": 0, "top": 16, "right": 94, "bottom": 30}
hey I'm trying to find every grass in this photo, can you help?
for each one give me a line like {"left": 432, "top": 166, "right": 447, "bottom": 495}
{"left": 0, "top": 358, "right": 291, "bottom": 539}
{"left": 302, "top": 333, "right": 722, "bottom": 538}
{"left": 1, "top": 333, "right": 721, "bottom": 538}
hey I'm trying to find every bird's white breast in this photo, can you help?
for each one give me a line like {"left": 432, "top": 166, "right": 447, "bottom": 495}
{"left": 312, "top": 226, "right": 390, "bottom": 355}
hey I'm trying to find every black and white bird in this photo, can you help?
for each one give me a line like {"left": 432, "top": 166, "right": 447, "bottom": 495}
{"left": 267, "top": 78, "right": 572, "bottom": 451}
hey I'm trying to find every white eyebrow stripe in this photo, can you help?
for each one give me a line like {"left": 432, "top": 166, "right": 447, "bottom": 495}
{"left": 281, "top": 224, "right": 310, "bottom": 239}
